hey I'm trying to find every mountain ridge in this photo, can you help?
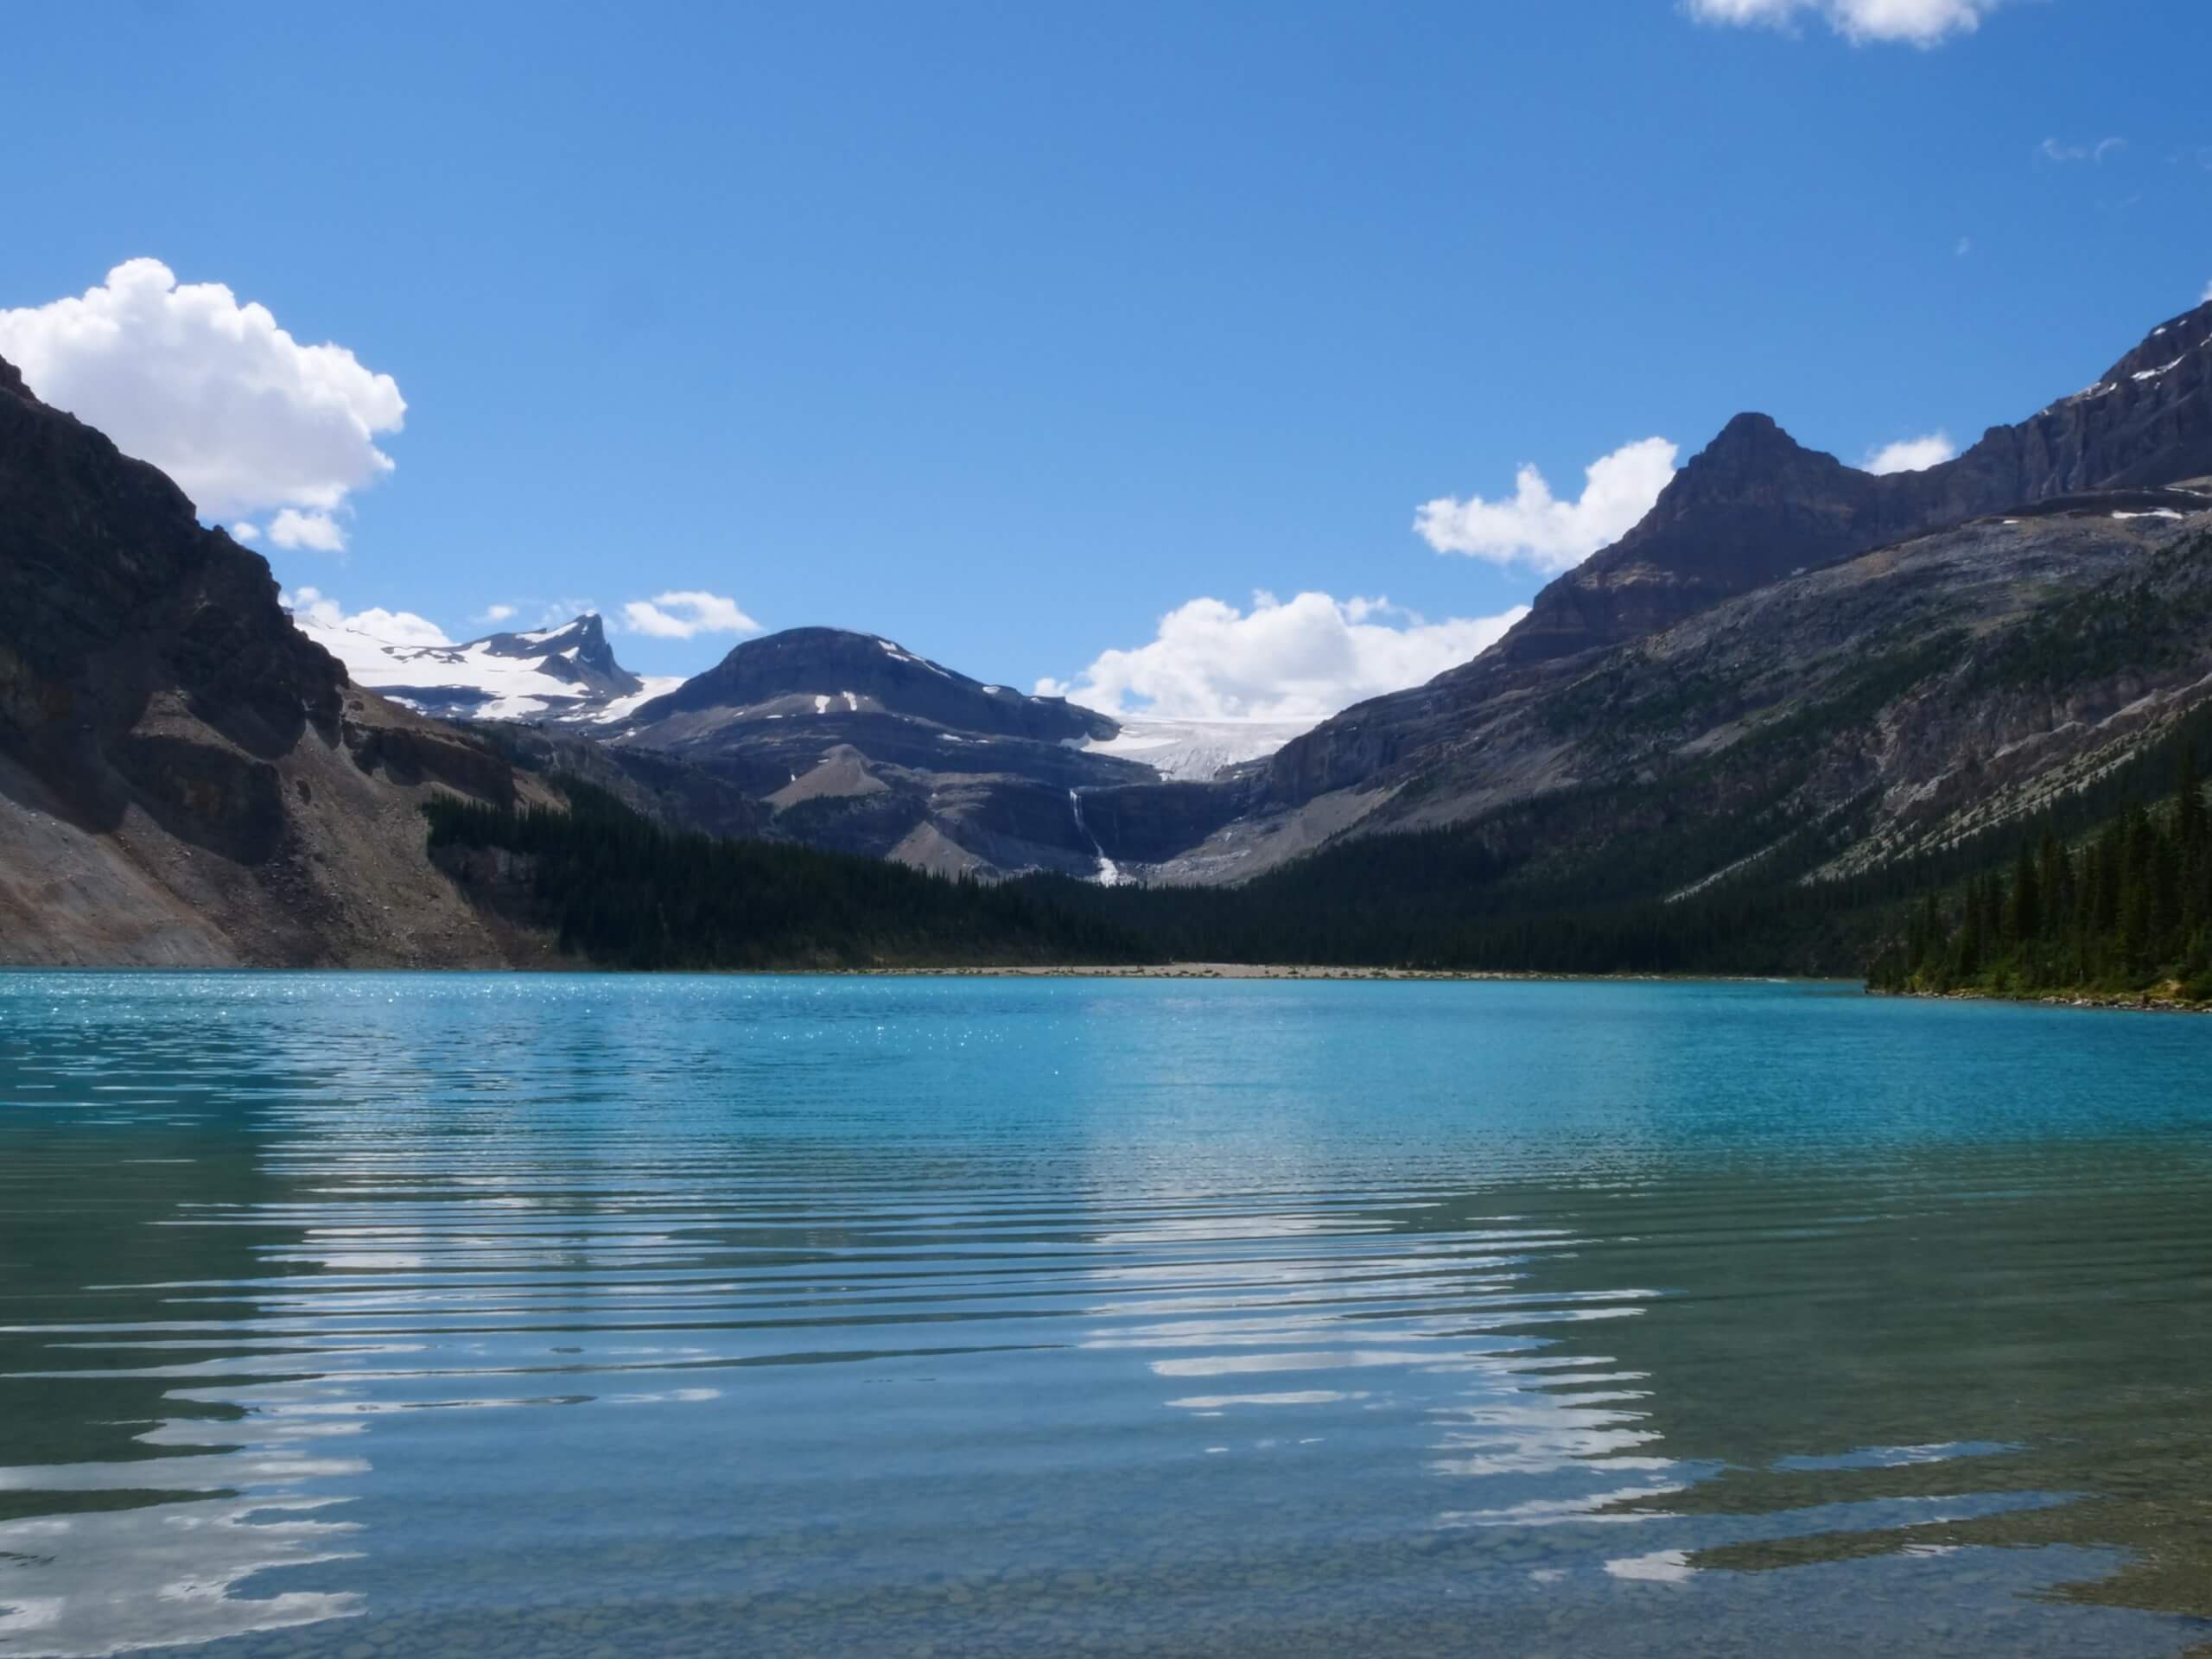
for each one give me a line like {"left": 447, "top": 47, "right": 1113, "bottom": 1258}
{"left": 1245, "top": 298, "right": 2212, "bottom": 822}
{"left": 296, "top": 608, "right": 681, "bottom": 726}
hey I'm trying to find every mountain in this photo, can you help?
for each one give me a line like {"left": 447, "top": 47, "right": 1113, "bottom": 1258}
{"left": 296, "top": 609, "right": 681, "bottom": 726}
{"left": 611, "top": 626, "right": 1166, "bottom": 878}
{"left": 1084, "top": 499, "right": 2212, "bottom": 978}
{"left": 625, "top": 626, "right": 1108, "bottom": 742}
{"left": 1501, "top": 299, "right": 2212, "bottom": 670}
{"left": 0, "top": 350, "right": 780, "bottom": 966}
{"left": 0, "top": 352, "right": 547, "bottom": 966}
{"left": 1074, "top": 299, "right": 2212, "bottom": 883}
{"left": 11, "top": 288, "right": 2212, "bottom": 976}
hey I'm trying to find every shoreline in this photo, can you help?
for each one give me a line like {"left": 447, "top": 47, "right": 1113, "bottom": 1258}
{"left": 1871, "top": 987, "right": 2212, "bottom": 1015}
{"left": 851, "top": 963, "right": 1831, "bottom": 983}
{"left": 1, "top": 961, "right": 1840, "bottom": 984}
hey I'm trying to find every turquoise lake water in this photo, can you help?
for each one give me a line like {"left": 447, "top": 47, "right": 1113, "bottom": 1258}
{"left": 1, "top": 971, "right": 2209, "bottom": 1656}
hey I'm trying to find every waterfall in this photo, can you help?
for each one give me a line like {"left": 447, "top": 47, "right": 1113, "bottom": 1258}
{"left": 1068, "top": 790, "right": 1122, "bottom": 887}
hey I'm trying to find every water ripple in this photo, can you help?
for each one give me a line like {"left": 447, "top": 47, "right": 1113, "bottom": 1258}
{"left": 2, "top": 971, "right": 2209, "bottom": 1657}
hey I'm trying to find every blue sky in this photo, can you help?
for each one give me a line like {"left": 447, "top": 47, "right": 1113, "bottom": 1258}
{"left": 3, "top": 1, "right": 2209, "bottom": 718}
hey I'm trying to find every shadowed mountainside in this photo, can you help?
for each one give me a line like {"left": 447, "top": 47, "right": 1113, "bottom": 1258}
{"left": 0, "top": 353, "right": 573, "bottom": 966}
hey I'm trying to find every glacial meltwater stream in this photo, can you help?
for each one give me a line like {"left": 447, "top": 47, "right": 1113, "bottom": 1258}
{"left": 1, "top": 973, "right": 2209, "bottom": 1657}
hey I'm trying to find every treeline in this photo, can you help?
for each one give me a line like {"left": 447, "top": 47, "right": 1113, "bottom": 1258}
{"left": 427, "top": 734, "right": 2212, "bottom": 995}
{"left": 425, "top": 783, "right": 1143, "bottom": 969}
{"left": 1870, "top": 747, "right": 2212, "bottom": 1000}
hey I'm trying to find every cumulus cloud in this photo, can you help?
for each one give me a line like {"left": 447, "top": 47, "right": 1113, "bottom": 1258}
{"left": 1862, "top": 431, "right": 1958, "bottom": 474}
{"left": 1414, "top": 437, "right": 1677, "bottom": 574}
{"left": 1036, "top": 591, "right": 1529, "bottom": 722}
{"left": 2039, "top": 137, "right": 2127, "bottom": 164}
{"left": 0, "top": 258, "right": 404, "bottom": 524}
{"left": 231, "top": 522, "right": 262, "bottom": 543}
{"left": 476, "top": 604, "right": 518, "bottom": 625}
{"left": 1685, "top": 0, "right": 2004, "bottom": 45}
{"left": 280, "top": 586, "right": 450, "bottom": 647}
{"left": 267, "top": 506, "right": 349, "bottom": 554}
{"left": 619, "top": 591, "right": 760, "bottom": 639}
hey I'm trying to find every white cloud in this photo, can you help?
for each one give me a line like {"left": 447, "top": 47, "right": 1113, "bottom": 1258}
{"left": 1862, "top": 430, "right": 1958, "bottom": 474}
{"left": 1686, "top": 0, "right": 2004, "bottom": 45}
{"left": 1414, "top": 437, "right": 1677, "bottom": 574}
{"left": 231, "top": 522, "right": 262, "bottom": 543}
{"left": 619, "top": 590, "right": 760, "bottom": 639}
{"left": 1037, "top": 591, "right": 1529, "bottom": 721}
{"left": 2039, "top": 137, "right": 2127, "bottom": 164}
{"left": 280, "top": 586, "right": 451, "bottom": 647}
{"left": 1954, "top": 236, "right": 1974, "bottom": 257}
{"left": 2202, "top": 278, "right": 2212, "bottom": 303}
{"left": 476, "top": 604, "right": 518, "bottom": 625}
{"left": 0, "top": 259, "right": 404, "bottom": 526}
{"left": 266, "top": 506, "right": 348, "bottom": 554}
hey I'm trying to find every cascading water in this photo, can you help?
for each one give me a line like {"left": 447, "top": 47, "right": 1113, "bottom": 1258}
{"left": 1068, "top": 789, "right": 1122, "bottom": 887}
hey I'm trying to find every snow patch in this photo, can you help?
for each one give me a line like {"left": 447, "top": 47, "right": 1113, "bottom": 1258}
{"left": 877, "top": 638, "right": 954, "bottom": 678}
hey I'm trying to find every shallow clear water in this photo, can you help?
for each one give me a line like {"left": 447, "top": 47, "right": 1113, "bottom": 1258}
{"left": 2, "top": 972, "right": 2209, "bottom": 1658}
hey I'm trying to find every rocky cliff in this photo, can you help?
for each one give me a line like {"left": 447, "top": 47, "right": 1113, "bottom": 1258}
{"left": 0, "top": 351, "right": 550, "bottom": 967}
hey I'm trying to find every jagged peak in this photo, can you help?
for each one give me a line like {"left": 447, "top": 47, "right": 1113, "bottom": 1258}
{"left": 1712, "top": 410, "right": 1784, "bottom": 442}
{"left": 1694, "top": 410, "right": 1821, "bottom": 465}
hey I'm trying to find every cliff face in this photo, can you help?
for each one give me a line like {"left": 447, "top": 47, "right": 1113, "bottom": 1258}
{"left": 0, "top": 351, "right": 545, "bottom": 967}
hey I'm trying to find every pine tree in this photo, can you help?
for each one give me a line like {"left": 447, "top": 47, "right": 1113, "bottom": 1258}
{"left": 2120, "top": 804, "right": 2154, "bottom": 976}
{"left": 2008, "top": 842, "right": 2039, "bottom": 954}
{"left": 1958, "top": 877, "right": 1985, "bottom": 979}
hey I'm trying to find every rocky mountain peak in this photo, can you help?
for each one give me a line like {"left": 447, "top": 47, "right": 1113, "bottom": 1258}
{"left": 1261, "top": 297, "right": 2212, "bottom": 809}
{"left": 2088, "top": 298, "right": 2211, "bottom": 391}
{"left": 630, "top": 626, "right": 1112, "bottom": 741}
{"left": 526, "top": 612, "right": 615, "bottom": 672}
{"left": 1481, "top": 302, "right": 2212, "bottom": 671}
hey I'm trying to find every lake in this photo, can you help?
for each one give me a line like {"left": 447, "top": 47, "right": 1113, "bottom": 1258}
{"left": 1, "top": 972, "right": 2209, "bottom": 1657}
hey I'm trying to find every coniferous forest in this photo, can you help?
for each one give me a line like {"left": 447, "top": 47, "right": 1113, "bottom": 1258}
{"left": 427, "top": 721, "right": 2212, "bottom": 1001}
{"left": 1867, "top": 747, "right": 2212, "bottom": 1002}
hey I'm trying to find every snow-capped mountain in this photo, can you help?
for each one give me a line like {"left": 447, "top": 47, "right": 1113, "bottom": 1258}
{"left": 293, "top": 611, "right": 680, "bottom": 725}
{"left": 1080, "top": 716, "right": 1315, "bottom": 782}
